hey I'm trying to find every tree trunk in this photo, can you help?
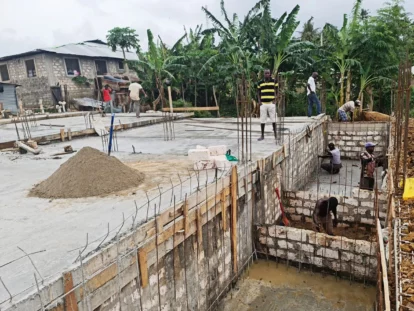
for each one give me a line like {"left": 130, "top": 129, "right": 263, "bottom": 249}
{"left": 122, "top": 48, "right": 129, "bottom": 74}
{"left": 182, "top": 83, "right": 185, "bottom": 101}
{"left": 339, "top": 70, "right": 345, "bottom": 107}
{"left": 346, "top": 71, "right": 351, "bottom": 102}
{"left": 194, "top": 81, "right": 197, "bottom": 107}
{"left": 367, "top": 86, "right": 374, "bottom": 111}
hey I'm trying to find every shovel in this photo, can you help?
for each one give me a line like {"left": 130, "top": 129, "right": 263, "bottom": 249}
{"left": 275, "top": 188, "right": 290, "bottom": 226}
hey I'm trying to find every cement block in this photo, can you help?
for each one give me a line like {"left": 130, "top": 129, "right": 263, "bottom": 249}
{"left": 266, "top": 237, "right": 275, "bottom": 247}
{"left": 360, "top": 201, "right": 374, "bottom": 208}
{"left": 194, "top": 160, "right": 216, "bottom": 170}
{"left": 352, "top": 189, "right": 371, "bottom": 199}
{"left": 300, "top": 244, "right": 314, "bottom": 253}
{"left": 316, "top": 247, "right": 339, "bottom": 259}
{"left": 196, "top": 145, "right": 207, "bottom": 149}
{"left": 287, "top": 227, "right": 304, "bottom": 241}
{"left": 355, "top": 240, "right": 375, "bottom": 255}
{"left": 188, "top": 149, "right": 210, "bottom": 161}
{"left": 212, "top": 155, "right": 231, "bottom": 170}
{"left": 208, "top": 145, "right": 227, "bottom": 156}
{"left": 343, "top": 198, "right": 359, "bottom": 207}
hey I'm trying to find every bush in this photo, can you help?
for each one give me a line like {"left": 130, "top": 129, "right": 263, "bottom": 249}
{"left": 173, "top": 99, "right": 192, "bottom": 108}
{"left": 194, "top": 111, "right": 212, "bottom": 118}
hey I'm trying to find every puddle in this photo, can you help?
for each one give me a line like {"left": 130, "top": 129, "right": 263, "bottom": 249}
{"left": 219, "top": 260, "right": 375, "bottom": 311}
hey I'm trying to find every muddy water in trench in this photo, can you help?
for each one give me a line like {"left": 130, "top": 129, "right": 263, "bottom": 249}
{"left": 219, "top": 260, "right": 375, "bottom": 311}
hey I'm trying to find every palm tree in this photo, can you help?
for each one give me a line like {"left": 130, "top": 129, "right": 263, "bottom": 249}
{"left": 106, "top": 27, "right": 140, "bottom": 73}
{"left": 299, "top": 17, "right": 320, "bottom": 43}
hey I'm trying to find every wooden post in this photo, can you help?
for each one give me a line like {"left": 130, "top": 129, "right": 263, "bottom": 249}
{"left": 213, "top": 86, "right": 220, "bottom": 117}
{"left": 196, "top": 209, "right": 203, "bottom": 248}
{"left": 138, "top": 249, "right": 148, "bottom": 288}
{"left": 67, "top": 128, "right": 72, "bottom": 141}
{"left": 231, "top": 166, "right": 238, "bottom": 274}
{"left": 377, "top": 218, "right": 391, "bottom": 311}
{"left": 221, "top": 190, "right": 227, "bottom": 231}
{"left": 63, "top": 272, "right": 78, "bottom": 311}
{"left": 60, "top": 129, "right": 65, "bottom": 142}
{"left": 183, "top": 200, "right": 189, "bottom": 237}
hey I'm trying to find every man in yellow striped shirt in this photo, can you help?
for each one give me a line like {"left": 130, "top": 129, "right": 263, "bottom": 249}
{"left": 257, "top": 69, "right": 278, "bottom": 141}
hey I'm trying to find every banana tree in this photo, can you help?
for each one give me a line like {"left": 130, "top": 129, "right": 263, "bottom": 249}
{"left": 136, "top": 29, "right": 185, "bottom": 110}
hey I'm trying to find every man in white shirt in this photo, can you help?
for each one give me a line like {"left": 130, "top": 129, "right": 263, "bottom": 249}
{"left": 307, "top": 72, "right": 321, "bottom": 117}
{"left": 128, "top": 80, "right": 147, "bottom": 118}
{"left": 319, "top": 143, "right": 342, "bottom": 174}
{"left": 338, "top": 100, "right": 361, "bottom": 122}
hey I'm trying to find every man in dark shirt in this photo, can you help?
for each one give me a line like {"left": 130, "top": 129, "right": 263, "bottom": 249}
{"left": 257, "top": 69, "right": 278, "bottom": 141}
{"left": 312, "top": 197, "right": 338, "bottom": 236}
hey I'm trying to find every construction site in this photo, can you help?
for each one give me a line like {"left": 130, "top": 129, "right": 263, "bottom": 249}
{"left": 0, "top": 63, "right": 412, "bottom": 311}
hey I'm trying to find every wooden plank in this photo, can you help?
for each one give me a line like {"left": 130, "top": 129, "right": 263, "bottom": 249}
{"left": 196, "top": 208, "right": 203, "bottom": 248}
{"left": 156, "top": 216, "right": 163, "bottom": 245}
{"left": 60, "top": 128, "right": 65, "bottom": 142}
{"left": 231, "top": 166, "right": 238, "bottom": 274}
{"left": 221, "top": 190, "right": 227, "bottom": 231}
{"left": 63, "top": 272, "right": 78, "bottom": 311}
{"left": 183, "top": 200, "right": 189, "bottom": 237}
{"left": 377, "top": 218, "right": 391, "bottom": 311}
{"left": 138, "top": 249, "right": 148, "bottom": 288}
{"left": 162, "top": 106, "right": 219, "bottom": 112}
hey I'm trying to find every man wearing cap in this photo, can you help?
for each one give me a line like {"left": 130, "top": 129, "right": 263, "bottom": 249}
{"left": 129, "top": 79, "right": 147, "bottom": 118}
{"left": 338, "top": 100, "right": 361, "bottom": 122}
{"left": 360, "top": 142, "right": 378, "bottom": 190}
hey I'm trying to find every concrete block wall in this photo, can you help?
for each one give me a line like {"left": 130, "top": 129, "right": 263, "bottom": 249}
{"left": 284, "top": 188, "right": 388, "bottom": 226}
{"left": 257, "top": 225, "right": 377, "bottom": 281}
{"left": 283, "top": 118, "right": 326, "bottom": 191}
{"left": 327, "top": 122, "right": 389, "bottom": 159}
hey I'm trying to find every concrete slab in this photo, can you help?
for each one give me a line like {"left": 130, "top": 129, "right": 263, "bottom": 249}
{"left": 0, "top": 116, "right": 318, "bottom": 303}
{"left": 304, "top": 159, "right": 384, "bottom": 196}
{"left": 219, "top": 260, "right": 375, "bottom": 311}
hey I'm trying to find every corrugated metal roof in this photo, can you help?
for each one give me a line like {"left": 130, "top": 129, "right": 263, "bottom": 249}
{"left": 0, "top": 41, "right": 139, "bottom": 61}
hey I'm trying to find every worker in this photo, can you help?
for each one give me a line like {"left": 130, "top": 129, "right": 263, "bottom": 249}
{"left": 338, "top": 100, "right": 361, "bottom": 122}
{"left": 257, "top": 69, "right": 278, "bottom": 141}
{"left": 312, "top": 197, "right": 338, "bottom": 236}
{"left": 319, "top": 143, "right": 342, "bottom": 174}
{"left": 128, "top": 79, "right": 147, "bottom": 118}
{"left": 307, "top": 72, "right": 321, "bottom": 117}
{"left": 101, "top": 84, "right": 113, "bottom": 114}
{"left": 360, "top": 142, "right": 378, "bottom": 191}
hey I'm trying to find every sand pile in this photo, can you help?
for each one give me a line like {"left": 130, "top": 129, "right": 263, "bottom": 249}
{"left": 31, "top": 147, "right": 144, "bottom": 199}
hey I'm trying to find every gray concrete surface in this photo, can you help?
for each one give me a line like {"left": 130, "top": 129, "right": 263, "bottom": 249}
{"left": 219, "top": 261, "right": 375, "bottom": 311}
{"left": 304, "top": 159, "right": 384, "bottom": 196}
{"left": 0, "top": 115, "right": 319, "bottom": 304}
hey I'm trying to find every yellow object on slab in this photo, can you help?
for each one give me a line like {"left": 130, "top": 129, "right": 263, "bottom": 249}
{"left": 403, "top": 178, "right": 414, "bottom": 200}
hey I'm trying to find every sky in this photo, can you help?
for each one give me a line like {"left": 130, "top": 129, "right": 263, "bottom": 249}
{"left": 0, "top": 0, "right": 413, "bottom": 57}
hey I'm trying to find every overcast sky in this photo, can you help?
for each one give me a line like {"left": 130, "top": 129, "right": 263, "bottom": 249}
{"left": 0, "top": 0, "right": 413, "bottom": 57}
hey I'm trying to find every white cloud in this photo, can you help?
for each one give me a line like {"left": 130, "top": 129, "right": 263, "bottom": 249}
{"left": 0, "top": 0, "right": 412, "bottom": 57}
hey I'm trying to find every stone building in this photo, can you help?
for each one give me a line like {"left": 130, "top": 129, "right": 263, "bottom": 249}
{"left": 0, "top": 40, "right": 138, "bottom": 110}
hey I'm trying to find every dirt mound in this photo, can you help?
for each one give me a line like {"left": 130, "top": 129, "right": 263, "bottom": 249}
{"left": 30, "top": 147, "right": 144, "bottom": 199}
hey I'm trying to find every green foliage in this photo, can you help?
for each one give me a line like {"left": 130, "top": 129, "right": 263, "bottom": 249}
{"left": 106, "top": 27, "right": 140, "bottom": 64}
{"left": 72, "top": 75, "right": 91, "bottom": 86}
{"left": 173, "top": 99, "right": 192, "bottom": 108}
{"left": 194, "top": 111, "right": 213, "bottom": 118}
{"left": 108, "top": 0, "right": 414, "bottom": 117}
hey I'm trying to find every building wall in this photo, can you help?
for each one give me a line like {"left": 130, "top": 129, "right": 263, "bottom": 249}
{"left": 0, "top": 54, "right": 53, "bottom": 108}
{"left": 284, "top": 188, "right": 388, "bottom": 226}
{"left": 257, "top": 225, "right": 377, "bottom": 281}
{"left": 327, "top": 122, "right": 389, "bottom": 159}
{"left": 0, "top": 54, "right": 130, "bottom": 109}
